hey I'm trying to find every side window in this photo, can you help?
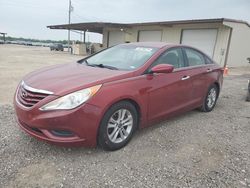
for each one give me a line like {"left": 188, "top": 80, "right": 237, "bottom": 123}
{"left": 205, "top": 56, "right": 213, "bottom": 64}
{"left": 185, "top": 48, "right": 205, "bottom": 66}
{"left": 152, "top": 48, "right": 185, "bottom": 69}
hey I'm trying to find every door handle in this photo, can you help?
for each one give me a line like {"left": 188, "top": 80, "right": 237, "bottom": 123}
{"left": 206, "top": 68, "right": 213, "bottom": 73}
{"left": 181, "top": 76, "right": 190, "bottom": 80}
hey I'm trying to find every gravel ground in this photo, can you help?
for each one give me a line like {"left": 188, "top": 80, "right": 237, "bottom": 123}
{"left": 0, "top": 74, "right": 250, "bottom": 188}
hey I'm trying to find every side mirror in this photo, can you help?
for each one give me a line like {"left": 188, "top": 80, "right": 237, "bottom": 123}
{"left": 150, "top": 64, "right": 174, "bottom": 74}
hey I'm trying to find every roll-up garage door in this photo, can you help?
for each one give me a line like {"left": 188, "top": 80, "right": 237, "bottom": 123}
{"left": 181, "top": 29, "right": 218, "bottom": 57}
{"left": 138, "top": 30, "right": 162, "bottom": 42}
{"left": 108, "top": 31, "right": 125, "bottom": 47}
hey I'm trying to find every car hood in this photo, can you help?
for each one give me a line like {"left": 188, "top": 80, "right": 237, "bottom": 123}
{"left": 23, "top": 63, "right": 133, "bottom": 96}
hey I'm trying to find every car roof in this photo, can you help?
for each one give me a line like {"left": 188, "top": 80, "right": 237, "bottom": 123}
{"left": 120, "top": 42, "right": 178, "bottom": 49}
{"left": 119, "top": 42, "right": 212, "bottom": 59}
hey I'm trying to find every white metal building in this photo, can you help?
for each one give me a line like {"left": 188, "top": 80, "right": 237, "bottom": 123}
{"left": 48, "top": 18, "right": 250, "bottom": 67}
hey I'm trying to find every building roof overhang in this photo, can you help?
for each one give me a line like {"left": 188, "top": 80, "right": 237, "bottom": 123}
{"left": 47, "top": 18, "right": 250, "bottom": 34}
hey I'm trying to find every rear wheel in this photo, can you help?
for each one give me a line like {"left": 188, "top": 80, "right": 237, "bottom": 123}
{"left": 200, "top": 84, "right": 219, "bottom": 112}
{"left": 98, "top": 101, "right": 138, "bottom": 151}
{"left": 246, "top": 82, "right": 250, "bottom": 101}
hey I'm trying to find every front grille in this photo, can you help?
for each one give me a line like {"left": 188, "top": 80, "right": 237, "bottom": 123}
{"left": 17, "top": 81, "right": 52, "bottom": 108}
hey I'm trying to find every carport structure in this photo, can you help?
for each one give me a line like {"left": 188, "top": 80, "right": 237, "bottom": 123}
{"left": 48, "top": 18, "right": 250, "bottom": 67}
{"left": 48, "top": 22, "right": 129, "bottom": 44}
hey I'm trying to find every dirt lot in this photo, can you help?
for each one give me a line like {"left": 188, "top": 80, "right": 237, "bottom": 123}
{"left": 0, "top": 44, "right": 84, "bottom": 104}
{"left": 0, "top": 45, "right": 250, "bottom": 187}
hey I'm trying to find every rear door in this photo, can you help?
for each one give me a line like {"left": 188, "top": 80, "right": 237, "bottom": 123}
{"left": 182, "top": 47, "right": 215, "bottom": 103}
{"left": 146, "top": 47, "right": 194, "bottom": 122}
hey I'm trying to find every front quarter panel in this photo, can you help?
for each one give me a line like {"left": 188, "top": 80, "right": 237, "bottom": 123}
{"left": 86, "top": 75, "right": 150, "bottom": 128}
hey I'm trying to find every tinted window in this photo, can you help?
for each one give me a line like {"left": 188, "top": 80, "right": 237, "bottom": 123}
{"left": 185, "top": 48, "right": 205, "bottom": 66}
{"left": 152, "top": 48, "right": 185, "bottom": 69}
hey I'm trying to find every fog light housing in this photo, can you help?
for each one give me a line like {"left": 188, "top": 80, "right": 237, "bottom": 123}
{"left": 51, "top": 130, "right": 74, "bottom": 137}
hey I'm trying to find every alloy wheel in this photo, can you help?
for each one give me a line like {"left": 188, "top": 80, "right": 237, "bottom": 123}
{"left": 207, "top": 88, "right": 217, "bottom": 108}
{"left": 107, "top": 109, "right": 133, "bottom": 144}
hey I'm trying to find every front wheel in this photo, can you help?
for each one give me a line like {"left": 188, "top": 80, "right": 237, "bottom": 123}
{"left": 98, "top": 101, "right": 138, "bottom": 151}
{"left": 200, "top": 84, "right": 219, "bottom": 112}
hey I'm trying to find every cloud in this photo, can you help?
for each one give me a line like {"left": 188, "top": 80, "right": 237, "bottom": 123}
{"left": 0, "top": 0, "right": 249, "bottom": 41}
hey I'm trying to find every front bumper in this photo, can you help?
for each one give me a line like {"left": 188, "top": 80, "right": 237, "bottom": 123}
{"left": 14, "top": 101, "right": 103, "bottom": 147}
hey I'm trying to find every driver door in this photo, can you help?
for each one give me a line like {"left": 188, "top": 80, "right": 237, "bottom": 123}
{"left": 147, "top": 47, "right": 194, "bottom": 123}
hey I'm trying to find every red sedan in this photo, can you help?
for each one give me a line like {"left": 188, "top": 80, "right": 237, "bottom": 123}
{"left": 14, "top": 42, "right": 223, "bottom": 150}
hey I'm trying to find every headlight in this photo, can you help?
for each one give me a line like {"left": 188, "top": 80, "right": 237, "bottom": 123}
{"left": 40, "top": 84, "right": 102, "bottom": 111}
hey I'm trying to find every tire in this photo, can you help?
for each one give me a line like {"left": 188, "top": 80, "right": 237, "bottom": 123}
{"left": 199, "top": 84, "right": 219, "bottom": 112}
{"left": 246, "top": 92, "right": 250, "bottom": 102}
{"left": 98, "top": 101, "right": 138, "bottom": 151}
{"left": 246, "top": 82, "right": 250, "bottom": 102}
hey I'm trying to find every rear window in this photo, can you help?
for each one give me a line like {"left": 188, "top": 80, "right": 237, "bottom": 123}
{"left": 205, "top": 56, "right": 213, "bottom": 64}
{"left": 185, "top": 48, "right": 206, "bottom": 66}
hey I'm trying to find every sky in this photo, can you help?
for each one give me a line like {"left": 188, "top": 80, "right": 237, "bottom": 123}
{"left": 0, "top": 0, "right": 250, "bottom": 43}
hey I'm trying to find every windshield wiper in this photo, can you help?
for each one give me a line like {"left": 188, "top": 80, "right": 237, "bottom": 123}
{"left": 81, "top": 60, "right": 118, "bottom": 70}
{"left": 88, "top": 63, "right": 119, "bottom": 70}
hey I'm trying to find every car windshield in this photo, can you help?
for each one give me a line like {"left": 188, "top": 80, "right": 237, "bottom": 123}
{"left": 85, "top": 45, "right": 158, "bottom": 70}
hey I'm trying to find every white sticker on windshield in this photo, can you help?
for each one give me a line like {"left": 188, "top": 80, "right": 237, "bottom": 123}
{"left": 135, "top": 47, "right": 153, "bottom": 52}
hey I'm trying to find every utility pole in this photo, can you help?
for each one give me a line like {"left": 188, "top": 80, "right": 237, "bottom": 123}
{"left": 68, "top": 0, "right": 72, "bottom": 52}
